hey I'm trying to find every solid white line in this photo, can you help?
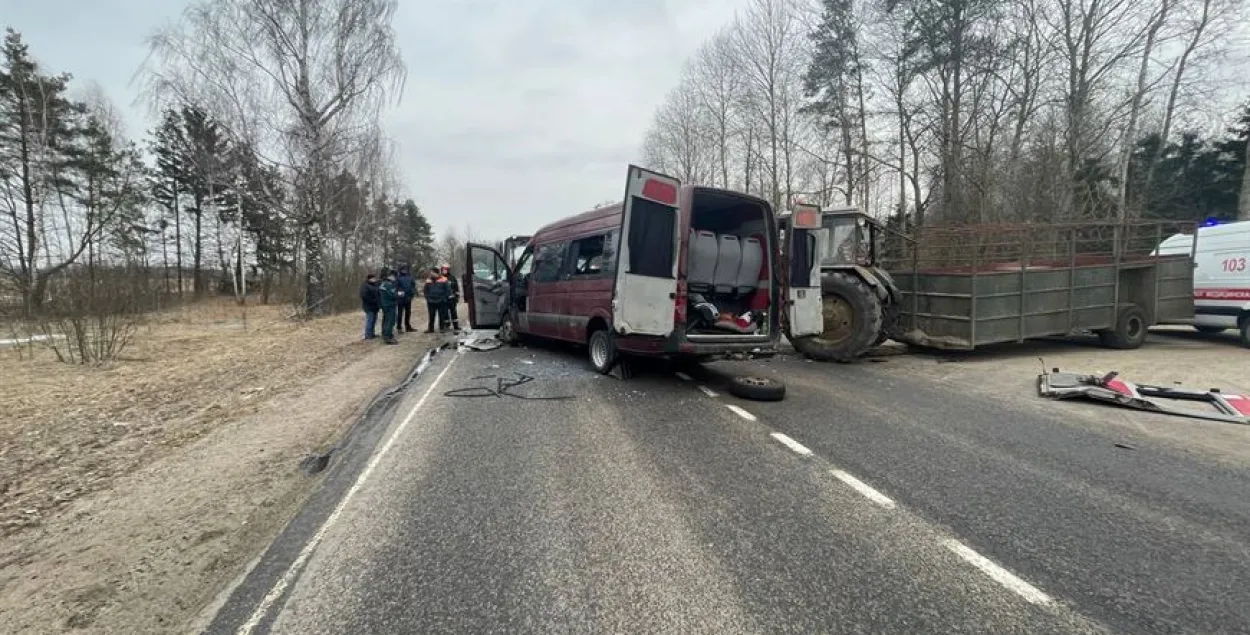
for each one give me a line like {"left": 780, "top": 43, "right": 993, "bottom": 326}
{"left": 698, "top": 385, "right": 719, "bottom": 398}
{"left": 725, "top": 404, "right": 757, "bottom": 421}
{"left": 770, "top": 432, "right": 812, "bottom": 456}
{"left": 943, "top": 539, "right": 1053, "bottom": 606}
{"left": 829, "top": 469, "right": 897, "bottom": 509}
{"left": 675, "top": 372, "right": 693, "bottom": 381}
{"left": 236, "top": 352, "right": 461, "bottom": 634}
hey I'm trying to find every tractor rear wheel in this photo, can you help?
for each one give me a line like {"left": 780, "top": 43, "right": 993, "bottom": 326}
{"left": 791, "top": 272, "right": 883, "bottom": 363}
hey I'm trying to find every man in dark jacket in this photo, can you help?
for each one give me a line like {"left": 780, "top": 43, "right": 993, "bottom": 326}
{"left": 359, "top": 273, "right": 381, "bottom": 339}
{"left": 378, "top": 269, "right": 400, "bottom": 344}
{"left": 423, "top": 267, "right": 450, "bottom": 333}
{"left": 440, "top": 264, "right": 462, "bottom": 332}
{"left": 396, "top": 266, "right": 417, "bottom": 332}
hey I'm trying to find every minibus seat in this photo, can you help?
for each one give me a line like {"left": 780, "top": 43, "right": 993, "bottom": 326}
{"left": 737, "top": 237, "right": 763, "bottom": 294}
{"left": 688, "top": 230, "right": 719, "bottom": 292}
{"left": 713, "top": 234, "right": 741, "bottom": 294}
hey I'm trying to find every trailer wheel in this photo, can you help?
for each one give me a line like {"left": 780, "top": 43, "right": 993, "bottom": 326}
{"left": 791, "top": 272, "right": 883, "bottom": 362}
{"left": 1240, "top": 318, "right": 1250, "bottom": 349}
{"left": 1099, "top": 305, "right": 1148, "bottom": 350}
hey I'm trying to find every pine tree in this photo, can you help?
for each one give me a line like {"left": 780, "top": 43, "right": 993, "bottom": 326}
{"left": 0, "top": 29, "right": 97, "bottom": 313}
{"left": 389, "top": 199, "right": 434, "bottom": 271}
{"left": 149, "top": 108, "right": 189, "bottom": 294}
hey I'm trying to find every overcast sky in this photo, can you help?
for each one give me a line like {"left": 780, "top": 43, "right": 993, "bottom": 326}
{"left": 4, "top": 0, "right": 750, "bottom": 239}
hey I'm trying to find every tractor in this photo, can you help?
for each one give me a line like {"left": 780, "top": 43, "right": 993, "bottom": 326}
{"left": 780, "top": 205, "right": 902, "bottom": 362}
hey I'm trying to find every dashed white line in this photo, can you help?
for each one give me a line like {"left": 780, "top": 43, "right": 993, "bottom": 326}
{"left": 830, "top": 469, "right": 897, "bottom": 509}
{"left": 770, "top": 431, "right": 812, "bottom": 455}
{"left": 236, "top": 351, "right": 461, "bottom": 634}
{"left": 698, "top": 385, "right": 720, "bottom": 398}
{"left": 675, "top": 372, "right": 693, "bottom": 381}
{"left": 943, "top": 539, "right": 1053, "bottom": 606}
{"left": 726, "top": 404, "right": 758, "bottom": 421}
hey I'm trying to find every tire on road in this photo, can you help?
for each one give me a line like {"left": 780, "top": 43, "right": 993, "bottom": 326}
{"left": 1098, "top": 305, "right": 1149, "bottom": 350}
{"left": 588, "top": 327, "right": 617, "bottom": 374}
{"left": 1194, "top": 325, "right": 1227, "bottom": 335}
{"left": 727, "top": 375, "right": 786, "bottom": 401}
{"left": 791, "top": 272, "right": 883, "bottom": 363}
{"left": 1240, "top": 317, "right": 1250, "bottom": 349}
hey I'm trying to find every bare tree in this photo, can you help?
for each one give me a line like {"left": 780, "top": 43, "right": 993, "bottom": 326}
{"left": 643, "top": 78, "right": 715, "bottom": 184}
{"left": 692, "top": 29, "right": 743, "bottom": 189}
{"left": 143, "top": 0, "right": 406, "bottom": 313}
{"left": 1051, "top": 0, "right": 1153, "bottom": 217}
{"left": 1115, "top": 0, "right": 1173, "bottom": 216}
{"left": 1144, "top": 0, "right": 1234, "bottom": 201}
{"left": 733, "top": 0, "right": 808, "bottom": 211}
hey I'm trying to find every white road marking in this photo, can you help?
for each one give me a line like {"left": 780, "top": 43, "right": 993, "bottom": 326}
{"left": 675, "top": 372, "right": 693, "bottom": 381}
{"left": 698, "top": 385, "right": 719, "bottom": 398}
{"left": 770, "top": 432, "right": 812, "bottom": 456}
{"left": 236, "top": 352, "right": 462, "bottom": 634}
{"left": 829, "top": 469, "right": 896, "bottom": 509}
{"left": 726, "top": 404, "right": 758, "bottom": 421}
{"left": 943, "top": 539, "right": 1053, "bottom": 606}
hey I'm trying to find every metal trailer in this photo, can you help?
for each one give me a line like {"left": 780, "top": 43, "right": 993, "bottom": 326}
{"left": 882, "top": 221, "right": 1198, "bottom": 351}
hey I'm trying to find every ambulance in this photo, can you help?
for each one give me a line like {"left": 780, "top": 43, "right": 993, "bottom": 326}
{"left": 1155, "top": 220, "right": 1250, "bottom": 347}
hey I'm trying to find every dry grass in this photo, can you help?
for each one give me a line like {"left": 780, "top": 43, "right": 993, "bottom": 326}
{"left": 0, "top": 298, "right": 379, "bottom": 535}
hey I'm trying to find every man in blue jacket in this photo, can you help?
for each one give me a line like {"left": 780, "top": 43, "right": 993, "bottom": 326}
{"left": 396, "top": 266, "right": 417, "bottom": 332}
{"left": 359, "top": 273, "right": 380, "bottom": 339}
{"left": 378, "top": 268, "right": 401, "bottom": 345}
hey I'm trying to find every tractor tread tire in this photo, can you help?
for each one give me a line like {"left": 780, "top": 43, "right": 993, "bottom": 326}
{"left": 791, "top": 272, "right": 883, "bottom": 363}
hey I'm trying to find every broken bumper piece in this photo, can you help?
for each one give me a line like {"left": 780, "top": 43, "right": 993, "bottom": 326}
{"left": 1038, "top": 370, "right": 1250, "bottom": 425}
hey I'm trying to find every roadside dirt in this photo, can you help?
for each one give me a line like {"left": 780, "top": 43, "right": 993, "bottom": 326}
{"left": 0, "top": 299, "right": 440, "bottom": 634}
{"left": 876, "top": 327, "right": 1250, "bottom": 465}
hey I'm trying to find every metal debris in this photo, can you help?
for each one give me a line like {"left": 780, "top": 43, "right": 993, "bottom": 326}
{"left": 1038, "top": 369, "right": 1250, "bottom": 425}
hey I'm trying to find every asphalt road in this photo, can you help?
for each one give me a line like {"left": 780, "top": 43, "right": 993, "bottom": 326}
{"left": 209, "top": 341, "right": 1250, "bottom": 635}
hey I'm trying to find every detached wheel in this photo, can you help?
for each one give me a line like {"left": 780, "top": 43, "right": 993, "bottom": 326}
{"left": 1098, "top": 305, "right": 1148, "bottom": 350}
{"left": 1194, "top": 325, "right": 1227, "bottom": 335}
{"left": 728, "top": 375, "right": 786, "bottom": 401}
{"left": 791, "top": 272, "right": 883, "bottom": 362}
{"left": 1240, "top": 318, "right": 1250, "bottom": 349}
{"left": 588, "top": 328, "right": 617, "bottom": 374}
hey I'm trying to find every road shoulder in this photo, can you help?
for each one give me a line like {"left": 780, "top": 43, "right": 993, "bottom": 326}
{"left": 0, "top": 327, "right": 439, "bottom": 635}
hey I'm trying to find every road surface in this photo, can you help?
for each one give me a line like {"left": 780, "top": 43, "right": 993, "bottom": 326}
{"left": 204, "top": 341, "right": 1250, "bottom": 635}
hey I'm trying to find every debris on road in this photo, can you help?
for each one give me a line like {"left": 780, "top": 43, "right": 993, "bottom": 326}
{"left": 458, "top": 329, "right": 504, "bottom": 352}
{"left": 1038, "top": 369, "right": 1250, "bottom": 425}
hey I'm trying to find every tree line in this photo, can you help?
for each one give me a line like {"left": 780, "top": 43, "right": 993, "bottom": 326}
{"left": 641, "top": 0, "right": 1250, "bottom": 230}
{"left": 1, "top": 0, "right": 433, "bottom": 320}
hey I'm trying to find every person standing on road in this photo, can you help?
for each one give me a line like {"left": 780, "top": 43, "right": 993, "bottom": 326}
{"left": 378, "top": 269, "right": 400, "bottom": 344}
{"left": 396, "top": 266, "right": 417, "bottom": 332}
{"left": 441, "top": 264, "right": 462, "bottom": 332}
{"left": 423, "top": 267, "right": 450, "bottom": 333}
{"left": 359, "top": 273, "right": 381, "bottom": 340}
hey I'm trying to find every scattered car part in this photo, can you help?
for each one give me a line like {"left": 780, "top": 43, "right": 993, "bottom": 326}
{"left": 728, "top": 375, "right": 787, "bottom": 402}
{"left": 458, "top": 330, "right": 504, "bottom": 352}
{"left": 1038, "top": 369, "right": 1250, "bottom": 424}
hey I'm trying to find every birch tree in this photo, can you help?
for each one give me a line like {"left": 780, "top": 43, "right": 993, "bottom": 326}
{"left": 143, "top": 0, "right": 406, "bottom": 313}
